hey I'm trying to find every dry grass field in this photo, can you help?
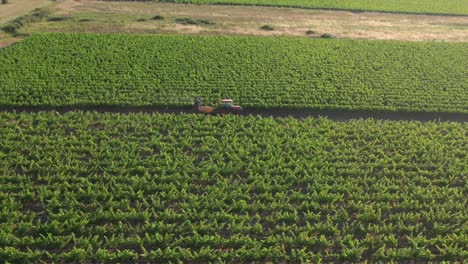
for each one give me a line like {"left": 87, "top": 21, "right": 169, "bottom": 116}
{"left": 0, "top": 0, "right": 52, "bottom": 25}
{"left": 0, "top": 0, "right": 55, "bottom": 47}
{"left": 17, "top": 0, "right": 468, "bottom": 42}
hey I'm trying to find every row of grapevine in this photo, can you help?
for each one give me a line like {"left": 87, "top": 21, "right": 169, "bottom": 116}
{"left": 1, "top": 111, "right": 466, "bottom": 262}
{"left": 0, "top": 33, "right": 467, "bottom": 113}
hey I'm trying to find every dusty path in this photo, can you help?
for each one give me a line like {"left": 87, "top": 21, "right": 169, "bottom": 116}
{"left": 0, "top": 0, "right": 55, "bottom": 48}
{"left": 1, "top": 106, "right": 467, "bottom": 123}
{"left": 0, "top": 0, "right": 52, "bottom": 25}
{"left": 23, "top": 0, "right": 468, "bottom": 42}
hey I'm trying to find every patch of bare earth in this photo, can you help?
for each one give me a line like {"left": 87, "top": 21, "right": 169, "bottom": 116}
{"left": 0, "top": 31, "right": 19, "bottom": 48}
{"left": 55, "top": 0, "right": 83, "bottom": 16}
{"left": 27, "top": 1, "right": 468, "bottom": 41}
{"left": 1, "top": 105, "right": 466, "bottom": 123}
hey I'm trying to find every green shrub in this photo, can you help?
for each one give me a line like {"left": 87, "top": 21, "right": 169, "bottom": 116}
{"left": 197, "top": 19, "right": 212, "bottom": 25}
{"left": 175, "top": 17, "right": 214, "bottom": 25}
{"left": 260, "top": 25, "right": 274, "bottom": 31}
{"left": 47, "top": 17, "right": 72, "bottom": 22}
{"left": 321, "top": 33, "right": 334, "bottom": 38}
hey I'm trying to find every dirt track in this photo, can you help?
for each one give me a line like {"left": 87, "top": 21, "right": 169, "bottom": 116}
{"left": 1, "top": 106, "right": 467, "bottom": 123}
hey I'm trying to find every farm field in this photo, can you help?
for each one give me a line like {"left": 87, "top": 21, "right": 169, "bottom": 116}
{"left": 127, "top": 0, "right": 468, "bottom": 15}
{"left": 1, "top": 1, "right": 467, "bottom": 263}
{"left": 18, "top": 1, "right": 468, "bottom": 42}
{"left": 1, "top": 111, "right": 467, "bottom": 262}
{"left": 0, "top": 0, "right": 52, "bottom": 26}
{"left": 0, "top": 33, "right": 467, "bottom": 113}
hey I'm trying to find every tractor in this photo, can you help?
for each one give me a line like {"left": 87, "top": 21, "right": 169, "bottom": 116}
{"left": 193, "top": 97, "right": 243, "bottom": 115}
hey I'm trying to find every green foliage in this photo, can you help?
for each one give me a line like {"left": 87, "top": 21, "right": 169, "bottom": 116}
{"left": 320, "top": 33, "right": 333, "bottom": 38}
{"left": 152, "top": 15, "right": 164, "bottom": 20}
{"left": 175, "top": 17, "right": 214, "bottom": 25}
{"left": 0, "top": 33, "right": 467, "bottom": 113}
{"left": 47, "top": 17, "right": 73, "bottom": 22}
{"left": 260, "top": 25, "right": 274, "bottom": 31}
{"left": 0, "top": 111, "right": 466, "bottom": 262}
{"left": 60, "top": 248, "right": 88, "bottom": 262}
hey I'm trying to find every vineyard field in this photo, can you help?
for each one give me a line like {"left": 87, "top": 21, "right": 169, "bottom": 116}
{"left": 0, "top": 33, "right": 467, "bottom": 113}
{"left": 108, "top": 0, "right": 468, "bottom": 15}
{"left": 1, "top": 112, "right": 467, "bottom": 262}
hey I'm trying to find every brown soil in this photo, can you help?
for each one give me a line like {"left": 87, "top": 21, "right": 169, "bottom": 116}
{"left": 1, "top": 106, "right": 466, "bottom": 123}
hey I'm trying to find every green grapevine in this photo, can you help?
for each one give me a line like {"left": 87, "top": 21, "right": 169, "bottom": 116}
{"left": 0, "top": 33, "right": 467, "bottom": 113}
{"left": 0, "top": 111, "right": 466, "bottom": 262}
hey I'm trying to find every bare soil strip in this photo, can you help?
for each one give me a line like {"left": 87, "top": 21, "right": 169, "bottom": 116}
{"left": 2, "top": 106, "right": 467, "bottom": 123}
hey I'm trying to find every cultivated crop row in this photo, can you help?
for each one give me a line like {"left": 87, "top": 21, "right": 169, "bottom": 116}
{"left": 1, "top": 112, "right": 466, "bottom": 262}
{"left": 0, "top": 33, "right": 467, "bottom": 113}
